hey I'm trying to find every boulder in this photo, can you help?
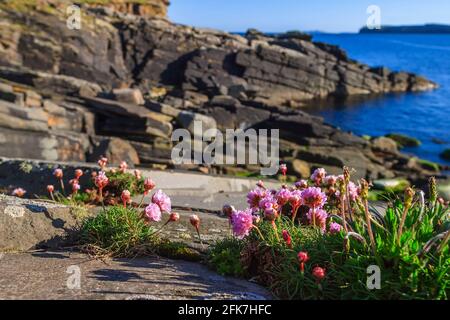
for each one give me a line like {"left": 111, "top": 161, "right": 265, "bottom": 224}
{"left": 372, "top": 137, "right": 398, "bottom": 153}
{"left": 177, "top": 111, "right": 217, "bottom": 137}
{"left": 0, "top": 196, "right": 94, "bottom": 251}
{"left": 112, "top": 88, "right": 145, "bottom": 105}
{"left": 88, "top": 137, "right": 140, "bottom": 166}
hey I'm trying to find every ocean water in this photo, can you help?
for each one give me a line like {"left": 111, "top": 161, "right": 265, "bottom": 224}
{"left": 306, "top": 34, "right": 450, "bottom": 166}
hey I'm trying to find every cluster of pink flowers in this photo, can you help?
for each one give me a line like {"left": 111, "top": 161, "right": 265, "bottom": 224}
{"left": 231, "top": 209, "right": 254, "bottom": 239}
{"left": 228, "top": 167, "right": 361, "bottom": 241}
{"left": 144, "top": 190, "right": 171, "bottom": 222}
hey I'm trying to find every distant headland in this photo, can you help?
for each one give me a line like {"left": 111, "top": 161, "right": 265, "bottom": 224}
{"left": 360, "top": 24, "right": 450, "bottom": 34}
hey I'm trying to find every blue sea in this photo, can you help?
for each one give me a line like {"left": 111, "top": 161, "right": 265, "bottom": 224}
{"left": 305, "top": 33, "right": 450, "bottom": 166}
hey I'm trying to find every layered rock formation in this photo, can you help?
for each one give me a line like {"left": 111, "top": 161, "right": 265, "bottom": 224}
{"left": 0, "top": 0, "right": 444, "bottom": 187}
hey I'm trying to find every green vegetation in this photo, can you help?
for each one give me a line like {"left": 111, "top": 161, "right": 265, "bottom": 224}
{"left": 440, "top": 149, "right": 450, "bottom": 161}
{"left": 208, "top": 238, "right": 245, "bottom": 277}
{"left": 418, "top": 159, "right": 440, "bottom": 172}
{"left": 80, "top": 206, "right": 157, "bottom": 257}
{"left": 386, "top": 133, "right": 421, "bottom": 148}
{"left": 208, "top": 172, "right": 449, "bottom": 300}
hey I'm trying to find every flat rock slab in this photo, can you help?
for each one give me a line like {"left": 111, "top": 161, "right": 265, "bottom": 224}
{"left": 0, "top": 250, "right": 271, "bottom": 300}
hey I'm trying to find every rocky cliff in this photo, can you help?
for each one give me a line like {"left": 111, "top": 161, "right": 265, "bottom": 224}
{"left": 0, "top": 1, "right": 444, "bottom": 187}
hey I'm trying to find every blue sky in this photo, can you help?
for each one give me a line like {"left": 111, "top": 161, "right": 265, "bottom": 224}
{"left": 169, "top": 0, "right": 450, "bottom": 33}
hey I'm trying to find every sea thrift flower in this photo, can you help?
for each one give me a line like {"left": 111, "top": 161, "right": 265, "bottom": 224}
{"left": 256, "top": 180, "right": 265, "bottom": 189}
{"left": 262, "top": 200, "right": 279, "bottom": 221}
{"left": 169, "top": 212, "right": 180, "bottom": 222}
{"left": 297, "top": 251, "right": 309, "bottom": 273}
{"left": 301, "top": 187, "right": 327, "bottom": 209}
{"left": 247, "top": 188, "right": 266, "bottom": 209}
{"left": 279, "top": 164, "right": 287, "bottom": 176}
{"left": 289, "top": 190, "right": 303, "bottom": 208}
{"left": 311, "top": 168, "right": 326, "bottom": 186}
{"left": 329, "top": 222, "right": 342, "bottom": 235}
{"left": 134, "top": 169, "right": 141, "bottom": 180}
{"left": 144, "top": 178, "right": 156, "bottom": 194}
{"left": 121, "top": 190, "right": 131, "bottom": 207}
{"left": 282, "top": 230, "right": 292, "bottom": 248}
{"left": 47, "top": 185, "right": 54, "bottom": 193}
{"left": 295, "top": 180, "right": 308, "bottom": 189}
{"left": 98, "top": 157, "right": 108, "bottom": 169}
{"left": 324, "top": 175, "right": 338, "bottom": 186}
{"left": 71, "top": 182, "right": 80, "bottom": 194}
{"left": 276, "top": 187, "right": 292, "bottom": 206}
{"left": 12, "top": 188, "right": 26, "bottom": 197}
{"left": 53, "top": 168, "right": 63, "bottom": 179}
{"left": 307, "top": 208, "right": 328, "bottom": 231}
{"left": 222, "top": 204, "right": 236, "bottom": 218}
{"left": 74, "top": 169, "right": 83, "bottom": 179}
{"left": 190, "top": 214, "right": 200, "bottom": 229}
{"left": 144, "top": 203, "right": 161, "bottom": 222}
{"left": 190, "top": 214, "right": 202, "bottom": 244}
{"left": 231, "top": 209, "right": 254, "bottom": 239}
{"left": 95, "top": 171, "right": 109, "bottom": 190}
{"left": 152, "top": 190, "right": 171, "bottom": 213}
{"left": 119, "top": 161, "right": 128, "bottom": 173}
{"left": 312, "top": 266, "right": 326, "bottom": 282}
{"left": 347, "top": 181, "right": 359, "bottom": 201}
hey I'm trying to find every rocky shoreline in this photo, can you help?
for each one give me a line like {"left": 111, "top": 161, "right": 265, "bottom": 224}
{"left": 0, "top": 0, "right": 447, "bottom": 192}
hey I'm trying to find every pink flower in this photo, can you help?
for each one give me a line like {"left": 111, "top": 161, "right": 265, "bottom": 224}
{"left": 74, "top": 169, "right": 83, "bottom": 179}
{"left": 329, "top": 222, "right": 342, "bottom": 235}
{"left": 307, "top": 208, "right": 328, "bottom": 231}
{"left": 47, "top": 185, "right": 54, "bottom": 193}
{"left": 324, "top": 175, "right": 338, "bottom": 186}
{"left": 190, "top": 214, "right": 200, "bottom": 229}
{"left": 256, "top": 180, "right": 265, "bottom": 188}
{"left": 144, "top": 178, "right": 156, "bottom": 194}
{"left": 95, "top": 171, "right": 109, "bottom": 190}
{"left": 152, "top": 190, "right": 171, "bottom": 213}
{"left": 276, "top": 187, "right": 292, "bottom": 206}
{"left": 312, "top": 266, "right": 326, "bottom": 282}
{"left": 98, "top": 157, "right": 108, "bottom": 169}
{"left": 119, "top": 161, "right": 128, "bottom": 173}
{"left": 71, "top": 182, "right": 80, "bottom": 193}
{"left": 262, "top": 201, "right": 279, "bottom": 221}
{"left": 169, "top": 212, "right": 180, "bottom": 222}
{"left": 301, "top": 187, "right": 327, "bottom": 209}
{"left": 144, "top": 203, "right": 161, "bottom": 222}
{"left": 247, "top": 188, "right": 266, "bottom": 209}
{"left": 348, "top": 181, "right": 359, "bottom": 201}
{"left": 12, "top": 188, "right": 26, "bottom": 197}
{"left": 295, "top": 180, "right": 308, "bottom": 189}
{"left": 134, "top": 169, "right": 141, "bottom": 180}
{"left": 53, "top": 168, "right": 63, "bottom": 179}
{"left": 280, "top": 164, "right": 287, "bottom": 176}
{"left": 311, "top": 168, "right": 326, "bottom": 186}
{"left": 297, "top": 251, "right": 309, "bottom": 272}
{"left": 282, "top": 230, "right": 292, "bottom": 247}
{"left": 222, "top": 204, "right": 236, "bottom": 218}
{"left": 231, "top": 209, "right": 254, "bottom": 239}
{"left": 289, "top": 190, "right": 303, "bottom": 209}
{"left": 121, "top": 190, "right": 131, "bottom": 206}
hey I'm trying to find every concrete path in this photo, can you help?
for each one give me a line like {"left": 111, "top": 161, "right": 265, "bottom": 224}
{"left": 0, "top": 250, "right": 271, "bottom": 300}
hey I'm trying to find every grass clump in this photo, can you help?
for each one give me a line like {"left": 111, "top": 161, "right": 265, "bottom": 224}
{"left": 80, "top": 206, "right": 157, "bottom": 258}
{"left": 386, "top": 133, "right": 421, "bottom": 148}
{"left": 208, "top": 237, "right": 246, "bottom": 277}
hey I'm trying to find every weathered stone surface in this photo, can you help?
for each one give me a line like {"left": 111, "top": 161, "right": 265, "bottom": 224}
{"left": 177, "top": 111, "right": 217, "bottom": 136}
{"left": 0, "top": 250, "right": 271, "bottom": 300}
{"left": 0, "top": 196, "right": 93, "bottom": 251}
{"left": 112, "top": 88, "right": 145, "bottom": 105}
{"left": 88, "top": 137, "right": 140, "bottom": 166}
